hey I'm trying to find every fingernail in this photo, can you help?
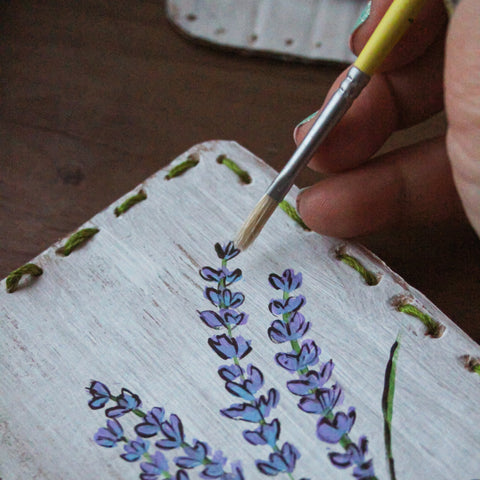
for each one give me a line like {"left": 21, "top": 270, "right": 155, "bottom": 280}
{"left": 293, "top": 111, "right": 318, "bottom": 143}
{"left": 296, "top": 187, "right": 310, "bottom": 216}
{"left": 350, "top": 0, "right": 371, "bottom": 49}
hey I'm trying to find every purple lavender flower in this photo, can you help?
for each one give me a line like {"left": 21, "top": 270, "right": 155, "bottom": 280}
{"left": 208, "top": 334, "right": 252, "bottom": 360}
{"left": 199, "top": 246, "right": 301, "bottom": 478}
{"left": 243, "top": 419, "right": 280, "bottom": 447}
{"left": 87, "top": 380, "right": 111, "bottom": 409}
{"left": 225, "top": 364, "right": 264, "bottom": 401}
{"left": 275, "top": 339, "right": 319, "bottom": 372}
{"left": 174, "top": 440, "right": 209, "bottom": 469}
{"left": 176, "top": 471, "right": 190, "bottom": 480}
{"left": 268, "top": 312, "right": 310, "bottom": 343}
{"left": 268, "top": 295, "right": 306, "bottom": 316}
{"left": 268, "top": 270, "right": 302, "bottom": 293}
{"left": 156, "top": 414, "right": 185, "bottom": 449}
{"left": 200, "top": 266, "right": 242, "bottom": 285}
{"left": 135, "top": 407, "right": 165, "bottom": 438}
{"left": 94, "top": 419, "right": 125, "bottom": 447}
{"left": 199, "top": 309, "right": 248, "bottom": 330}
{"left": 267, "top": 269, "right": 377, "bottom": 479}
{"left": 299, "top": 384, "right": 344, "bottom": 415}
{"left": 329, "top": 436, "right": 375, "bottom": 479}
{"left": 140, "top": 450, "right": 169, "bottom": 480}
{"left": 218, "top": 364, "right": 244, "bottom": 382}
{"left": 202, "top": 450, "right": 227, "bottom": 478}
{"left": 317, "top": 407, "right": 356, "bottom": 444}
{"left": 205, "top": 288, "right": 245, "bottom": 309}
{"left": 120, "top": 437, "right": 150, "bottom": 462}
{"left": 214, "top": 242, "right": 240, "bottom": 261}
{"left": 221, "top": 388, "right": 279, "bottom": 423}
{"left": 286, "top": 360, "right": 334, "bottom": 395}
{"left": 221, "top": 310, "right": 248, "bottom": 327}
{"left": 256, "top": 442, "right": 300, "bottom": 475}
{"left": 105, "top": 388, "right": 142, "bottom": 418}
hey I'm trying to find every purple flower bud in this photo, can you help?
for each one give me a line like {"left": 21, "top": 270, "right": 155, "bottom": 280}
{"left": 156, "top": 414, "right": 185, "bottom": 450}
{"left": 268, "top": 312, "right": 310, "bottom": 343}
{"left": 243, "top": 419, "right": 280, "bottom": 447}
{"left": 287, "top": 360, "right": 334, "bottom": 395}
{"left": 174, "top": 440, "right": 208, "bottom": 469}
{"left": 316, "top": 407, "right": 356, "bottom": 444}
{"left": 268, "top": 270, "right": 302, "bottom": 292}
{"left": 106, "top": 388, "right": 142, "bottom": 418}
{"left": 328, "top": 435, "right": 369, "bottom": 469}
{"left": 121, "top": 437, "right": 150, "bottom": 462}
{"left": 218, "top": 364, "right": 244, "bottom": 381}
{"left": 256, "top": 442, "right": 300, "bottom": 475}
{"left": 140, "top": 451, "right": 169, "bottom": 479}
{"left": 87, "top": 381, "right": 111, "bottom": 410}
{"left": 298, "top": 384, "right": 344, "bottom": 416}
{"left": 275, "top": 339, "right": 319, "bottom": 372}
{"left": 135, "top": 407, "right": 165, "bottom": 438}
{"left": 225, "top": 365, "right": 264, "bottom": 401}
{"left": 205, "top": 288, "right": 245, "bottom": 309}
{"left": 208, "top": 334, "right": 252, "bottom": 360}
{"left": 94, "top": 419, "right": 124, "bottom": 448}
{"left": 214, "top": 242, "right": 240, "bottom": 261}
{"left": 269, "top": 295, "right": 306, "bottom": 316}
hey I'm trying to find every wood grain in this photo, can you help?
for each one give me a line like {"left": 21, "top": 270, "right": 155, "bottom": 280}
{"left": 1, "top": 0, "right": 479, "bottom": 345}
{"left": 1, "top": 141, "right": 479, "bottom": 479}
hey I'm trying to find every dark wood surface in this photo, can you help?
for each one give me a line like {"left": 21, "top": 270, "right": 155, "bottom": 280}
{"left": 1, "top": 1, "right": 479, "bottom": 342}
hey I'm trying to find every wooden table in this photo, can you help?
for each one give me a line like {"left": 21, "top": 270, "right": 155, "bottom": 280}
{"left": 1, "top": 0, "right": 479, "bottom": 342}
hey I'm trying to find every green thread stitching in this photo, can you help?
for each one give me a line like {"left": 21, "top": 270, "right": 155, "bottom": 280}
{"left": 114, "top": 189, "right": 147, "bottom": 217}
{"left": 164, "top": 155, "right": 199, "bottom": 180}
{"left": 57, "top": 228, "right": 100, "bottom": 256}
{"left": 6, "top": 263, "right": 43, "bottom": 293}
{"left": 336, "top": 248, "right": 379, "bottom": 286}
{"left": 278, "top": 200, "right": 310, "bottom": 231}
{"left": 462, "top": 355, "right": 480, "bottom": 376}
{"left": 216, "top": 155, "right": 251, "bottom": 184}
{"left": 396, "top": 302, "right": 445, "bottom": 338}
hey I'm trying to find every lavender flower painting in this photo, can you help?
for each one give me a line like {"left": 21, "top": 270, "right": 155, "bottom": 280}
{"left": 88, "top": 242, "right": 401, "bottom": 479}
{"left": 198, "top": 242, "right": 302, "bottom": 479}
{"left": 266, "top": 269, "right": 378, "bottom": 479}
{"left": 87, "top": 381, "right": 244, "bottom": 480}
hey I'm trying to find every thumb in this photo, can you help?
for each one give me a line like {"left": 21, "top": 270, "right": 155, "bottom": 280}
{"left": 445, "top": 0, "right": 480, "bottom": 238}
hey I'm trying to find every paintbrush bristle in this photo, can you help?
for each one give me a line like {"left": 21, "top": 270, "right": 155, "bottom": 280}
{"left": 235, "top": 194, "right": 278, "bottom": 251}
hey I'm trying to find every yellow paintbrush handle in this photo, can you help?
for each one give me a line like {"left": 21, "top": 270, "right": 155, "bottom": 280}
{"left": 354, "top": 0, "right": 428, "bottom": 76}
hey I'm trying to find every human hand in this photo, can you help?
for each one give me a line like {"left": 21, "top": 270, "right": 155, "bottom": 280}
{"left": 294, "top": 0, "right": 480, "bottom": 239}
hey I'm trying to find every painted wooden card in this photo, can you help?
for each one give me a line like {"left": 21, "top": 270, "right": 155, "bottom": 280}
{"left": 1, "top": 140, "right": 479, "bottom": 480}
{"left": 166, "top": 0, "right": 362, "bottom": 63}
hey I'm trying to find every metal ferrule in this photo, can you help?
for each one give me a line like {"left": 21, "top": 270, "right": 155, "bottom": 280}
{"left": 266, "top": 65, "right": 370, "bottom": 202}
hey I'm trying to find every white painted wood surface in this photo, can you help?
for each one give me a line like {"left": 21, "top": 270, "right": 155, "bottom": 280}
{"left": 1, "top": 140, "right": 479, "bottom": 479}
{"left": 166, "top": 0, "right": 362, "bottom": 64}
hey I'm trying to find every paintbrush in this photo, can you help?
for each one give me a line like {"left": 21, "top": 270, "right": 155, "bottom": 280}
{"left": 235, "top": 0, "right": 428, "bottom": 250}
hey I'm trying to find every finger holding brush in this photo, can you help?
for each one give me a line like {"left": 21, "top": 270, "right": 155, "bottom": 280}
{"left": 294, "top": 0, "right": 480, "bottom": 239}
{"left": 235, "top": 0, "right": 455, "bottom": 250}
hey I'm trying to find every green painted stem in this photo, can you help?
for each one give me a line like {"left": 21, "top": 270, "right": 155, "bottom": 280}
{"left": 382, "top": 335, "right": 401, "bottom": 480}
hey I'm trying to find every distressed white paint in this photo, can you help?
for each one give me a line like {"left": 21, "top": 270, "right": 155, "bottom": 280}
{"left": 166, "top": 0, "right": 361, "bottom": 64}
{"left": 1, "top": 141, "right": 479, "bottom": 479}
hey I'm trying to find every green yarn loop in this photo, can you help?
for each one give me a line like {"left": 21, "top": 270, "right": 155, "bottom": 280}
{"left": 396, "top": 303, "right": 444, "bottom": 338}
{"left": 164, "top": 155, "right": 199, "bottom": 180}
{"left": 6, "top": 263, "right": 43, "bottom": 293}
{"left": 114, "top": 189, "right": 147, "bottom": 217}
{"left": 57, "top": 228, "right": 100, "bottom": 256}
{"left": 336, "top": 250, "right": 379, "bottom": 286}
{"left": 278, "top": 200, "right": 310, "bottom": 231}
{"left": 216, "top": 155, "right": 251, "bottom": 184}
